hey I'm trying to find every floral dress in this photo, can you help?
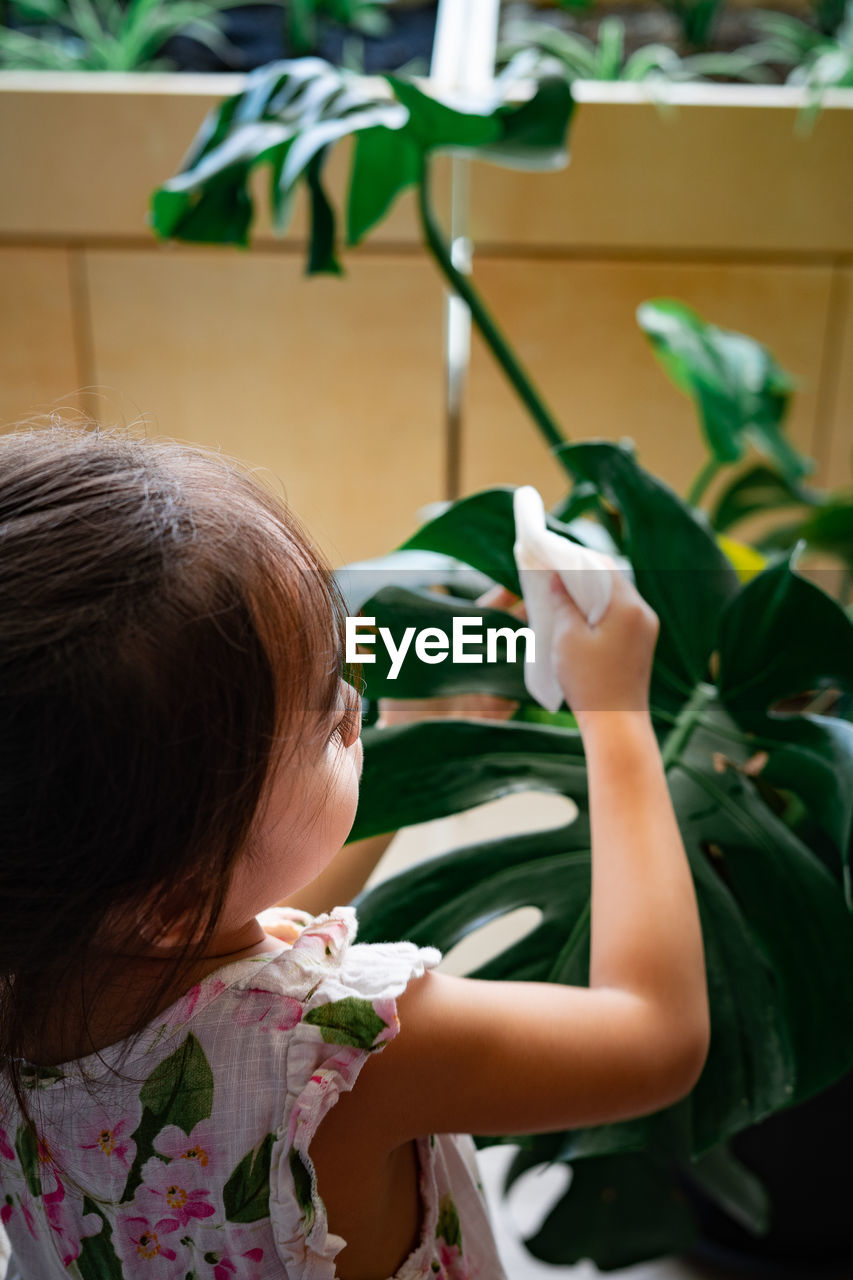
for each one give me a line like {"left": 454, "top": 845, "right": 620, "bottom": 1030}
{"left": 0, "top": 906, "right": 509, "bottom": 1279}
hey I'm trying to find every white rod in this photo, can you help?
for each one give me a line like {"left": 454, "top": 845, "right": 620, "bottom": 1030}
{"left": 430, "top": 0, "right": 500, "bottom": 497}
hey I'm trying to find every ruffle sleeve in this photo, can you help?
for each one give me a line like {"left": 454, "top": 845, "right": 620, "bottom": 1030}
{"left": 268, "top": 904, "right": 442, "bottom": 1279}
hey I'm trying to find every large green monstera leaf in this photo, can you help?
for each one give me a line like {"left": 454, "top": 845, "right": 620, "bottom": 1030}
{"left": 149, "top": 56, "right": 574, "bottom": 272}
{"left": 348, "top": 440, "right": 853, "bottom": 1268}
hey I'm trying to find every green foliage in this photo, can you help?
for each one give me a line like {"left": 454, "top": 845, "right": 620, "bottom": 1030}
{"left": 662, "top": 0, "right": 725, "bottom": 51}
{"left": 812, "top": 0, "right": 849, "bottom": 35}
{"left": 745, "top": 1, "right": 853, "bottom": 129}
{"left": 637, "top": 300, "right": 806, "bottom": 482}
{"left": 0, "top": 0, "right": 267, "bottom": 71}
{"left": 286, "top": 0, "right": 390, "bottom": 58}
{"left": 497, "top": 15, "right": 776, "bottom": 85}
{"left": 638, "top": 299, "right": 853, "bottom": 578}
{"left": 348, "top": 450, "right": 853, "bottom": 1266}
{"left": 336, "top": 304, "right": 852, "bottom": 1270}
{"left": 149, "top": 56, "right": 573, "bottom": 268}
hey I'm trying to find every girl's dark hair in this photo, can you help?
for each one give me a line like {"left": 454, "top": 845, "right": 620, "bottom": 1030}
{"left": 0, "top": 418, "right": 354, "bottom": 1118}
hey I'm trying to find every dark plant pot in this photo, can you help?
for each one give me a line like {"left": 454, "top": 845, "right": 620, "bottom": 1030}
{"left": 682, "top": 1067, "right": 853, "bottom": 1278}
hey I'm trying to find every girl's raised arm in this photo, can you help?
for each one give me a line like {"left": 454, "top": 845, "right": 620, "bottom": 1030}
{"left": 321, "top": 568, "right": 710, "bottom": 1151}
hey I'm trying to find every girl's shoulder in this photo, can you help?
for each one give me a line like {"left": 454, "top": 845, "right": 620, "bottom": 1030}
{"left": 192, "top": 904, "right": 443, "bottom": 1034}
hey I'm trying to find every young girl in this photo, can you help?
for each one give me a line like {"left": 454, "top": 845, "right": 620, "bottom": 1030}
{"left": 0, "top": 422, "right": 710, "bottom": 1280}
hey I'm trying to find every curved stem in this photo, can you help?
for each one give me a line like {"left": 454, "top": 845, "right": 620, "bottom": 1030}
{"left": 661, "top": 681, "right": 717, "bottom": 770}
{"left": 417, "top": 158, "right": 569, "bottom": 461}
{"left": 687, "top": 456, "right": 723, "bottom": 509}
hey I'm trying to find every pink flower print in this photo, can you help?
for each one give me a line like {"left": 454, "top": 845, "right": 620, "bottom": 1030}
{"left": 232, "top": 988, "right": 303, "bottom": 1033}
{"left": 42, "top": 1178, "right": 102, "bottom": 1267}
{"left": 72, "top": 1104, "right": 139, "bottom": 1189}
{"left": 136, "top": 1156, "right": 216, "bottom": 1227}
{"left": 113, "top": 1211, "right": 186, "bottom": 1279}
{"left": 285, "top": 1045, "right": 364, "bottom": 1148}
{"left": 1, "top": 1187, "right": 39, "bottom": 1241}
{"left": 0, "top": 1126, "right": 14, "bottom": 1162}
{"left": 154, "top": 1121, "right": 218, "bottom": 1173}
{"left": 164, "top": 979, "right": 228, "bottom": 1029}
{"left": 195, "top": 1224, "right": 265, "bottom": 1280}
{"left": 371, "top": 997, "right": 401, "bottom": 1047}
{"left": 28, "top": 1134, "right": 60, "bottom": 1196}
{"left": 291, "top": 915, "right": 351, "bottom": 966}
{"left": 435, "top": 1194, "right": 468, "bottom": 1278}
{"left": 438, "top": 1240, "right": 471, "bottom": 1279}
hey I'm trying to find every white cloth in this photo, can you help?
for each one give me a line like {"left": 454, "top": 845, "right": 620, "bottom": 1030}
{"left": 512, "top": 485, "right": 627, "bottom": 714}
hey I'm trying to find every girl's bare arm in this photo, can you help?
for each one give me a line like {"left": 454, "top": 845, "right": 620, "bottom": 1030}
{"left": 316, "top": 572, "right": 710, "bottom": 1149}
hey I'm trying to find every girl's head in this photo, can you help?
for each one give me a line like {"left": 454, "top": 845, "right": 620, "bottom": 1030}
{"left": 0, "top": 418, "right": 362, "bottom": 1082}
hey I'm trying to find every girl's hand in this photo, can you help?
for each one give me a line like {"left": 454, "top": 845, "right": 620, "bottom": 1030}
{"left": 376, "top": 584, "right": 526, "bottom": 728}
{"left": 549, "top": 567, "right": 659, "bottom": 720}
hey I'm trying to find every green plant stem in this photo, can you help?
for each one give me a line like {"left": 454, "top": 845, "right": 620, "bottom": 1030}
{"left": 686, "top": 456, "right": 723, "bottom": 508}
{"left": 660, "top": 681, "right": 717, "bottom": 770}
{"left": 417, "top": 158, "right": 569, "bottom": 463}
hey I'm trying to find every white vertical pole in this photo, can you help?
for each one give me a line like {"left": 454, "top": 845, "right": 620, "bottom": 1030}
{"left": 429, "top": 0, "right": 500, "bottom": 500}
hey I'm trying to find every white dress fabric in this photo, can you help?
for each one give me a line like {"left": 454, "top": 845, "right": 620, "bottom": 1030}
{"left": 0, "top": 906, "right": 510, "bottom": 1279}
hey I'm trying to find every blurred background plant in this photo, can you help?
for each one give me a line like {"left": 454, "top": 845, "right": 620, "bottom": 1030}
{"left": 498, "top": 0, "right": 853, "bottom": 101}
{"left": 0, "top": 0, "right": 270, "bottom": 70}
{"left": 0, "top": 0, "right": 426, "bottom": 71}
{"left": 750, "top": 0, "right": 853, "bottom": 91}
{"left": 2, "top": 0, "right": 853, "bottom": 87}
{"left": 497, "top": 16, "right": 776, "bottom": 85}
{"left": 635, "top": 298, "right": 853, "bottom": 605}
{"left": 285, "top": 0, "right": 389, "bottom": 57}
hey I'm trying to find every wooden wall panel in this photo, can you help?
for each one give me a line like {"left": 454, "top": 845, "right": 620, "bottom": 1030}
{"left": 83, "top": 246, "right": 445, "bottom": 564}
{"left": 469, "top": 89, "right": 853, "bottom": 254}
{"left": 0, "top": 247, "right": 81, "bottom": 427}
{"left": 459, "top": 258, "right": 834, "bottom": 507}
{"left": 823, "top": 270, "right": 853, "bottom": 491}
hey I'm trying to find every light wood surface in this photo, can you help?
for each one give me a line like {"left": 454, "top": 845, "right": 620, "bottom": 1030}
{"left": 81, "top": 247, "right": 446, "bottom": 564}
{"left": 822, "top": 269, "right": 853, "bottom": 491}
{"left": 0, "top": 248, "right": 82, "bottom": 426}
{"left": 460, "top": 256, "right": 834, "bottom": 505}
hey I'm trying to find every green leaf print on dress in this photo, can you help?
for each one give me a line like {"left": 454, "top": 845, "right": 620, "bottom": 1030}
{"left": 222, "top": 1133, "right": 275, "bottom": 1224}
{"left": 288, "top": 1148, "right": 315, "bottom": 1235}
{"left": 121, "top": 1034, "right": 214, "bottom": 1203}
{"left": 75, "top": 1197, "right": 124, "bottom": 1280}
{"left": 435, "top": 1193, "right": 467, "bottom": 1278}
{"left": 14, "top": 1124, "right": 43, "bottom": 1198}
{"left": 303, "top": 997, "right": 387, "bottom": 1049}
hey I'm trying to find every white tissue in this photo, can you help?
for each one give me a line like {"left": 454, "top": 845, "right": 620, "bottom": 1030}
{"left": 512, "top": 485, "right": 620, "bottom": 713}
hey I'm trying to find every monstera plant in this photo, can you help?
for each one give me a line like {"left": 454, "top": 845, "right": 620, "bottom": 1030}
{"left": 149, "top": 56, "right": 853, "bottom": 1268}
{"left": 636, "top": 297, "right": 853, "bottom": 591}
{"left": 342, "top": 442, "right": 853, "bottom": 1266}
